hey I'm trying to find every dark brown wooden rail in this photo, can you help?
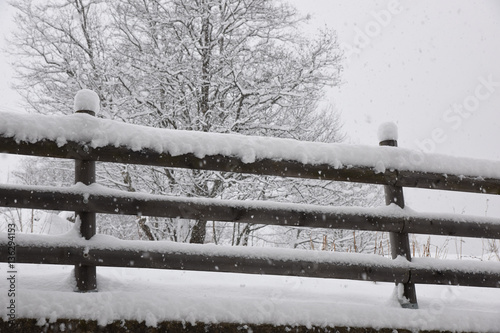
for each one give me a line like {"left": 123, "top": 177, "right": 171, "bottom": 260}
{"left": 0, "top": 184, "right": 499, "bottom": 239}
{"left": 1, "top": 136, "right": 500, "bottom": 194}
{"left": 1, "top": 239, "right": 498, "bottom": 288}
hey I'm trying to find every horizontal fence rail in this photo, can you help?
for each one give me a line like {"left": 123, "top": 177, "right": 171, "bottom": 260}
{"left": 1, "top": 110, "right": 500, "bottom": 195}
{"left": 1, "top": 184, "right": 500, "bottom": 239}
{"left": 0, "top": 236, "right": 499, "bottom": 288}
{"left": 2, "top": 136, "right": 500, "bottom": 195}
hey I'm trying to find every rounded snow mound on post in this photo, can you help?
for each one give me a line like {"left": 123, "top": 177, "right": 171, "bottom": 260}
{"left": 377, "top": 122, "right": 398, "bottom": 142}
{"left": 74, "top": 89, "right": 100, "bottom": 114}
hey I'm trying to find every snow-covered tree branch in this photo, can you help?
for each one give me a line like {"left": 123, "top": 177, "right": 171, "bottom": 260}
{"left": 7, "top": 0, "right": 383, "bottom": 247}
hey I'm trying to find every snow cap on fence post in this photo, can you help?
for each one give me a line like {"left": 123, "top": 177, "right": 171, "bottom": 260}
{"left": 377, "top": 122, "right": 398, "bottom": 143}
{"left": 74, "top": 89, "right": 100, "bottom": 116}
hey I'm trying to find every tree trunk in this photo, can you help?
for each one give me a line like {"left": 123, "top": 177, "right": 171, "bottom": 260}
{"left": 190, "top": 219, "right": 207, "bottom": 244}
{"left": 138, "top": 217, "right": 156, "bottom": 241}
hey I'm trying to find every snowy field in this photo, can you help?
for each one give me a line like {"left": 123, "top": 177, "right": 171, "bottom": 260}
{"left": 0, "top": 261, "right": 499, "bottom": 332}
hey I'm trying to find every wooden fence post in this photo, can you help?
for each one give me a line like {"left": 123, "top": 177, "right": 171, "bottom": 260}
{"left": 74, "top": 89, "right": 99, "bottom": 292}
{"left": 378, "top": 122, "right": 418, "bottom": 309}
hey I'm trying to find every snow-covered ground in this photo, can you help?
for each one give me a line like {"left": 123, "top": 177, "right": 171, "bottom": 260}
{"left": 0, "top": 210, "right": 73, "bottom": 236}
{"left": 0, "top": 262, "right": 499, "bottom": 332}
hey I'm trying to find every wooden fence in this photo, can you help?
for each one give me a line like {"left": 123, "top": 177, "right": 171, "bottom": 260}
{"left": 1, "top": 102, "right": 500, "bottom": 310}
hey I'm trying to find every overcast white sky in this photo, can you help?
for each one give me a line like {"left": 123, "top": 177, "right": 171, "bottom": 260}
{"left": 290, "top": 0, "right": 500, "bottom": 153}
{"left": 1, "top": 0, "right": 500, "bottom": 218}
{"left": 288, "top": 0, "right": 500, "bottom": 218}
{"left": 0, "top": 0, "right": 21, "bottom": 114}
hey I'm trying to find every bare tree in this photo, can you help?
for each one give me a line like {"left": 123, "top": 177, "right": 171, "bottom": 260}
{"left": 7, "top": 0, "right": 383, "bottom": 247}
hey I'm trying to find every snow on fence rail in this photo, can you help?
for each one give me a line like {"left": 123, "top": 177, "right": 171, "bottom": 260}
{"left": 2, "top": 110, "right": 500, "bottom": 194}
{"left": 0, "top": 90, "right": 500, "bottom": 311}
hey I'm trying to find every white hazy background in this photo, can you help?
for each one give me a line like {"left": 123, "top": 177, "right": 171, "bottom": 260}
{"left": 1, "top": 0, "right": 500, "bottom": 218}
